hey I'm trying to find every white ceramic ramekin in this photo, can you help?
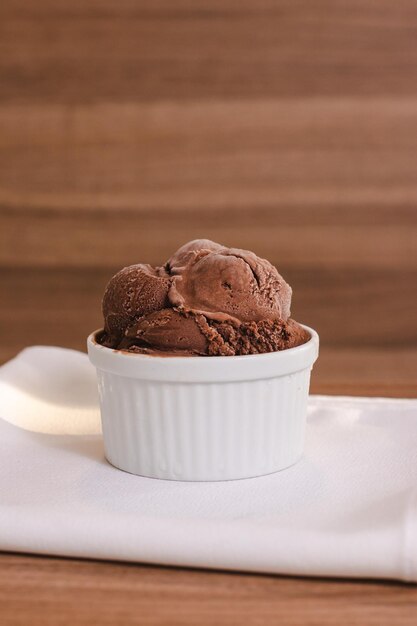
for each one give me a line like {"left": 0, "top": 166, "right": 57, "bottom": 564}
{"left": 87, "top": 326, "right": 319, "bottom": 481}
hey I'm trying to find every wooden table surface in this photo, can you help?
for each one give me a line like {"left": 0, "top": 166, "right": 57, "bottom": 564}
{"left": 1, "top": 0, "right": 417, "bottom": 623}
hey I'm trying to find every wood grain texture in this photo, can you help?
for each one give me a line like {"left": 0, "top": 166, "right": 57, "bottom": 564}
{"left": 1, "top": 554, "right": 417, "bottom": 626}
{"left": 2, "top": 209, "right": 417, "bottom": 275}
{"left": 1, "top": 0, "right": 417, "bottom": 623}
{"left": 1, "top": 1, "right": 417, "bottom": 102}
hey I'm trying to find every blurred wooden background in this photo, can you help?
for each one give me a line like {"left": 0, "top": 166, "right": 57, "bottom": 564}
{"left": 1, "top": 0, "right": 417, "bottom": 394}
{"left": 1, "top": 3, "right": 417, "bottom": 623}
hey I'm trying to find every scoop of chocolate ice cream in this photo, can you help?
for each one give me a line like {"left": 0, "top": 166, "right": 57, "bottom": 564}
{"left": 119, "top": 309, "right": 208, "bottom": 355}
{"left": 168, "top": 239, "right": 224, "bottom": 272}
{"left": 120, "top": 313, "right": 309, "bottom": 356}
{"left": 102, "top": 264, "right": 171, "bottom": 345}
{"left": 168, "top": 244, "right": 291, "bottom": 322}
{"left": 98, "top": 239, "right": 308, "bottom": 356}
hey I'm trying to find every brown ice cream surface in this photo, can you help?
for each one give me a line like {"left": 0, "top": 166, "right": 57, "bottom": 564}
{"left": 102, "top": 263, "right": 171, "bottom": 344}
{"left": 99, "top": 239, "right": 309, "bottom": 356}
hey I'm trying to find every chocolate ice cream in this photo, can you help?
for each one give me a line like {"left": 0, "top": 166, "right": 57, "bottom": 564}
{"left": 98, "top": 240, "right": 309, "bottom": 356}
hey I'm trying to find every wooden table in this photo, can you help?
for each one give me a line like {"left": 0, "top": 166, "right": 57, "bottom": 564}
{"left": 1, "top": 0, "right": 417, "bottom": 622}
{"left": 1, "top": 553, "right": 416, "bottom": 626}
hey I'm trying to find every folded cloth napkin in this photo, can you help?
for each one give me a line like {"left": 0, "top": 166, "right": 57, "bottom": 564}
{"left": 0, "top": 347, "right": 416, "bottom": 582}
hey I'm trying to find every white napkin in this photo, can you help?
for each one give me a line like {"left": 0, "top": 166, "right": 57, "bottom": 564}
{"left": 0, "top": 347, "right": 416, "bottom": 582}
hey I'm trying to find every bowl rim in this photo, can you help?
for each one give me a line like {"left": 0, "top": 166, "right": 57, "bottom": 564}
{"left": 87, "top": 325, "right": 319, "bottom": 383}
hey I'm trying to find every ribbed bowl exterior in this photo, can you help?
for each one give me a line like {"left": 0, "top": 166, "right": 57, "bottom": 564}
{"left": 88, "top": 326, "right": 319, "bottom": 481}
{"left": 97, "top": 368, "right": 312, "bottom": 481}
